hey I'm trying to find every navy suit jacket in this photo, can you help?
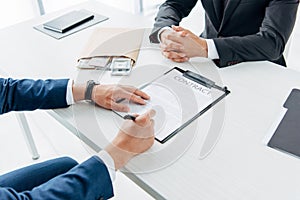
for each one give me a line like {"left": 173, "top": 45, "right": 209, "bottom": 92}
{"left": 0, "top": 78, "right": 69, "bottom": 114}
{"left": 150, "top": 0, "right": 299, "bottom": 67}
{"left": 0, "top": 78, "right": 114, "bottom": 199}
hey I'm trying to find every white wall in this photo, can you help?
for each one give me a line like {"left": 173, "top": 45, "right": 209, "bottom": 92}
{"left": 0, "top": 0, "right": 36, "bottom": 29}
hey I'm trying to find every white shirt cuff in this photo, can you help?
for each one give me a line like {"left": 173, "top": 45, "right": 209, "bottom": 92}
{"left": 97, "top": 150, "right": 116, "bottom": 181}
{"left": 206, "top": 39, "right": 220, "bottom": 59}
{"left": 66, "top": 79, "right": 74, "bottom": 105}
{"left": 157, "top": 26, "right": 173, "bottom": 43}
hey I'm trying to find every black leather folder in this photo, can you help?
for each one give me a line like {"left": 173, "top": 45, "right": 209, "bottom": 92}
{"left": 268, "top": 89, "right": 300, "bottom": 157}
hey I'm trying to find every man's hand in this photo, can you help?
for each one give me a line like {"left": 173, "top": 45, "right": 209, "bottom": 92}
{"left": 73, "top": 84, "right": 150, "bottom": 112}
{"left": 105, "top": 109, "right": 156, "bottom": 170}
{"left": 92, "top": 85, "right": 149, "bottom": 112}
{"left": 159, "top": 26, "right": 208, "bottom": 62}
{"left": 160, "top": 29, "right": 189, "bottom": 62}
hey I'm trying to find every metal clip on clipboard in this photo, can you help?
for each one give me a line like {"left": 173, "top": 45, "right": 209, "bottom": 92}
{"left": 183, "top": 70, "right": 229, "bottom": 93}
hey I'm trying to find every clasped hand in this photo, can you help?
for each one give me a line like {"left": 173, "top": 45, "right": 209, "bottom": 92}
{"left": 160, "top": 26, "right": 208, "bottom": 62}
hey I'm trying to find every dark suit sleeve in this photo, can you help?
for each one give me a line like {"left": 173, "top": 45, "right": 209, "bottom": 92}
{"left": 0, "top": 156, "right": 114, "bottom": 200}
{"left": 214, "top": 0, "right": 299, "bottom": 67}
{"left": 0, "top": 78, "right": 69, "bottom": 114}
{"left": 149, "top": 0, "right": 198, "bottom": 43}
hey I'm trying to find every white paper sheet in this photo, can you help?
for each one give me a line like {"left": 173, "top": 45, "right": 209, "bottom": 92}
{"left": 116, "top": 69, "right": 213, "bottom": 142}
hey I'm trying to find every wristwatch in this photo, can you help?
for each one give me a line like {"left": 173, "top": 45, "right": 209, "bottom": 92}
{"left": 84, "top": 80, "right": 99, "bottom": 102}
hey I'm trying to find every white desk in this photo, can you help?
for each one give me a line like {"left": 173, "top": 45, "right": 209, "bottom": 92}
{"left": 1, "top": 1, "right": 300, "bottom": 199}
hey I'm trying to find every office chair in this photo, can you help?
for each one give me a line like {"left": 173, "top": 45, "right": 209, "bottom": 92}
{"left": 36, "top": 0, "right": 45, "bottom": 15}
{"left": 134, "top": 0, "right": 163, "bottom": 14}
{"left": 15, "top": 113, "right": 40, "bottom": 160}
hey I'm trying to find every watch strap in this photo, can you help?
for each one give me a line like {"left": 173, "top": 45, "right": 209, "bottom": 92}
{"left": 85, "top": 80, "right": 99, "bottom": 101}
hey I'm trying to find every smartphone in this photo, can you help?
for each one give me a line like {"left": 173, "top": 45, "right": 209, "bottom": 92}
{"left": 43, "top": 10, "right": 94, "bottom": 33}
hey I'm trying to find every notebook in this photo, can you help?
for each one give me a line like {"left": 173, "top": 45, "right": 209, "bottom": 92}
{"left": 43, "top": 10, "right": 94, "bottom": 33}
{"left": 34, "top": 9, "right": 109, "bottom": 39}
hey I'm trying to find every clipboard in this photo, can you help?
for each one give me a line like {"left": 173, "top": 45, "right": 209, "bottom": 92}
{"left": 115, "top": 67, "right": 230, "bottom": 143}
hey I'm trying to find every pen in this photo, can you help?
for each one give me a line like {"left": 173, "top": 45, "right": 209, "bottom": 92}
{"left": 123, "top": 114, "right": 136, "bottom": 121}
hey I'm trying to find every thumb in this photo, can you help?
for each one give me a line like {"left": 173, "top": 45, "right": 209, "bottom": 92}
{"left": 172, "top": 25, "right": 184, "bottom": 32}
{"left": 135, "top": 109, "right": 156, "bottom": 126}
{"left": 179, "top": 30, "right": 188, "bottom": 37}
{"left": 172, "top": 26, "right": 188, "bottom": 37}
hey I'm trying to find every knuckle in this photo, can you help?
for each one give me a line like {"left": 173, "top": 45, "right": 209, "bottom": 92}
{"left": 130, "top": 86, "right": 137, "bottom": 91}
{"left": 166, "top": 34, "right": 172, "bottom": 40}
{"left": 165, "top": 40, "right": 170, "bottom": 46}
{"left": 169, "top": 43, "right": 176, "bottom": 49}
{"left": 105, "top": 102, "right": 111, "bottom": 108}
{"left": 116, "top": 88, "right": 122, "bottom": 93}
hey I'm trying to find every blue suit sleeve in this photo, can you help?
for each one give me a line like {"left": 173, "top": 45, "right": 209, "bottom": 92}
{"left": 0, "top": 156, "right": 114, "bottom": 200}
{"left": 0, "top": 78, "right": 69, "bottom": 114}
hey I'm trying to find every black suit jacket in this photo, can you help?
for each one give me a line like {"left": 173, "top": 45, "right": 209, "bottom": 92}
{"left": 150, "top": 0, "right": 299, "bottom": 67}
